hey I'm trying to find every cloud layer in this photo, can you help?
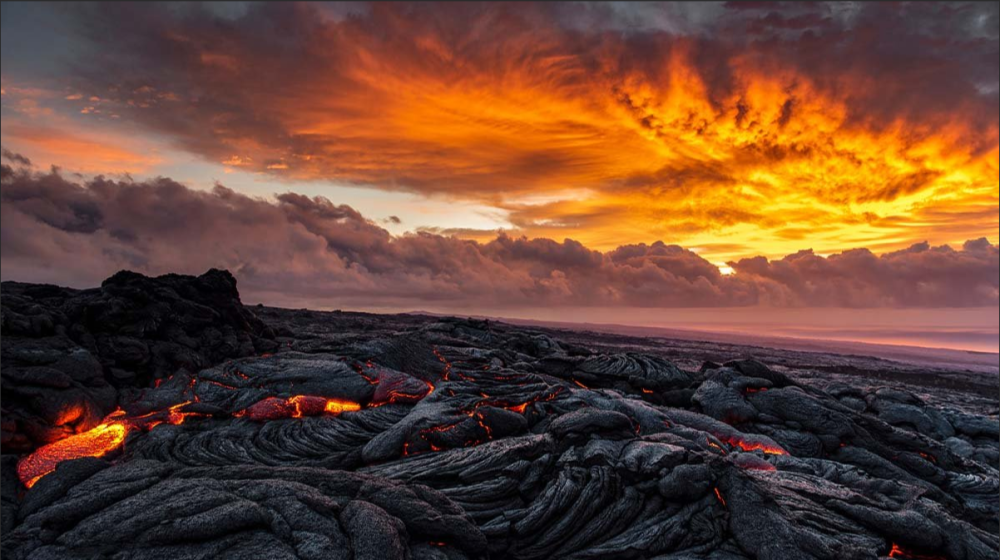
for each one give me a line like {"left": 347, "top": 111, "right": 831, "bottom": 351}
{"left": 3, "top": 160, "right": 996, "bottom": 309}
{"left": 2, "top": 2, "right": 996, "bottom": 263}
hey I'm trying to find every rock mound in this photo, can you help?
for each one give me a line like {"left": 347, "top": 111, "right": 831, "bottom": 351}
{"left": 1, "top": 269, "right": 276, "bottom": 452}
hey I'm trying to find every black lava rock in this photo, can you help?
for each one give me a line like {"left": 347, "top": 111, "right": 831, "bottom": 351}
{"left": 1, "top": 272, "right": 996, "bottom": 560}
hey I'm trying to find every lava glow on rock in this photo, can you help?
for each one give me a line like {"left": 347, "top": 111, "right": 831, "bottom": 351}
{"left": 888, "top": 544, "right": 948, "bottom": 560}
{"left": 19, "top": 354, "right": 447, "bottom": 488}
{"left": 235, "top": 395, "right": 363, "bottom": 421}
{"left": 717, "top": 434, "right": 788, "bottom": 456}
{"left": 4, "top": 274, "right": 998, "bottom": 559}
{"left": 17, "top": 418, "right": 129, "bottom": 488}
{"left": 15, "top": 402, "right": 210, "bottom": 488}
{"left": 17, "top": 395, "right": 365, "bottom": 487}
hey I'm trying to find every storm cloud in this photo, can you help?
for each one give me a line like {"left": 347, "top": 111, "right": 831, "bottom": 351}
{"left": 2, "top": 1, "right": 993, "bottom": 261}
{"left": 3, "top": 162, "right": 996, "bottom": 309}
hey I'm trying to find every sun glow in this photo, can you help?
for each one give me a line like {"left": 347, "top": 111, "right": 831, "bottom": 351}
{"left": 3, "top": 4, "right": 989, "bottom": 265}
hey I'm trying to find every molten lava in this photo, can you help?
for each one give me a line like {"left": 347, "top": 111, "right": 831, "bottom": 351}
{"left": 131, "top": 401, "right": 205, "bottom": 430}
{"left": 888, "top": 544, "right": 947, "bottom": 560}
{"left": 326, "top": 400, "right": 362, "bottom": 414}
{"left": 236, "top": 395, "right": 362, "bottom": 421}
{"left": 706, "top": 438, "right": 727, "bottom": 454}
{"left": 19, "top": 356, "right": 444, "bottom": 488}
{"left": 432, "top": 347, "right": 474, "bottom": 382}
{"left": 717, "top": 434, "right": 788, "bottom": 456}
{"left": 373, "top": 385, "right": 431, "bottom": 406}
{"left": 468, "top": 387, "right": 563, "bottom": 417}
{"left": 17, "top": 419, "right": 129, "bottom": 489}
{"left": 17, "top": 402, "right": 207, "bottom": 488}
{"left": 713, "top": 488, "right": 727, "bottom": 507}
{"left": 402, "top": 388, "right": 565, "bottom": 457}
{"left": 355, "top": 360, "right": 435, "bottom": 406}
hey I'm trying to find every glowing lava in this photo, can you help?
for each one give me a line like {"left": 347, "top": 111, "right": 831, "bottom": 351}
{"left": 433, "top": 347, "right": 473, "bottom": 382}
{"left": 468, "top": 387, "right": 563, "bottom": 417}
{"left": 17, "top": 402, "right": 207, "bottom": 489}
{"left": 19, "top": 394, "right": 364, "bottom": 487}
{"left": 236, "top": 396, "right": 362, "bottom": 421}
{"left": 131, "top": 402, "right": 205, "bottom": 430}
{"left": 888, "top": 544, "right": 947, "bottom": 560}
{"left": 713, "top": 487, "right": 727, "bottom": 507}
{"left": 18, "top": 358, "right": 438, "bottom": 488}
{"left": 403, "top": 388, "right": 565, "bottom": 457}
{"left": 354, "top": 359, "right": 435, "bottom": 406}
{"left": 717, "top": 434, "right": 788, "bottom": 456}
{"left": 17, "top": 419, "right": 129, "bottom": 488}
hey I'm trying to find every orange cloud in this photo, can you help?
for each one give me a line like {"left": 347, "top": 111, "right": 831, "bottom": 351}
{"left": 2, "top": 123, "right": 161, "bottom": 174}
{"left": 36, "top": 3, "right": 1000, "bottom": 261}
{"left": 2, "top": 163, "right": 996, "bottom": 310}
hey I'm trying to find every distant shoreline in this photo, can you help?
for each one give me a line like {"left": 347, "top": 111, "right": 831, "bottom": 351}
{"left": 405, "top": 312, "right": 1000, "bottom": 374}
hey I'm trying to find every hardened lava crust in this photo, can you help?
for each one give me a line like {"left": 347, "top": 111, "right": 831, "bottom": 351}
{"left": 2, "top": 270, "right": 997, "bottom": 560}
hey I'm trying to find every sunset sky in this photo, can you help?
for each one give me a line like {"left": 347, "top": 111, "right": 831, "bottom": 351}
{"left": 2, "top": 2, "right": 998, "bottom": 350}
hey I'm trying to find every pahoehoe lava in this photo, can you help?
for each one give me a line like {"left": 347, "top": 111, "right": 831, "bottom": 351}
{"left": 2, "top": 271, "right": 997, "bottom": 559}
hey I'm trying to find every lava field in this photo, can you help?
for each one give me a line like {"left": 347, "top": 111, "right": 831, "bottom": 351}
{"left": 2, "top": 270, "right": 998, "bottom": 560}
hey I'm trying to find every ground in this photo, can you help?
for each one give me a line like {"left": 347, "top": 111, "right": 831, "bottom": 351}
{"left": 2, "top": 270, "right": 997, "bottom": 559}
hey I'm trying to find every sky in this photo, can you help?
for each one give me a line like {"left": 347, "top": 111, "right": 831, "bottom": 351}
{"left": 1, "top": 2, "right": 998, "bottom": 350}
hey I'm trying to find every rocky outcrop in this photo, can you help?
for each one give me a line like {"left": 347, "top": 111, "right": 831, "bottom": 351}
{"left": 1, "top": 270, "right": 276, "bottom": 452}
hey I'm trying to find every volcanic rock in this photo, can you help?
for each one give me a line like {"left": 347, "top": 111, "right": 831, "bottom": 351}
{"left": 1, "top": 272, "right": 997, "bottom": 560}
{"left": 1, "top": 270, "right": 276, "bottom": 452}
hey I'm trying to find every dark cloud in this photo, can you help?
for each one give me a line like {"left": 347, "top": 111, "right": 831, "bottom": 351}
{"left": 1, "top": 149, "right": 32, "bottom": 167}
{"left": 3, "top": 165, "right": 996, "bottom": 309}
{"left": 52, "top": 2, "right": 998, "bottom": 184}
{"left": 730, "top": 240, "right": 1000, "bottom": 307}
{"left": 3, "top": 2, "right": 994, "bottom": 258}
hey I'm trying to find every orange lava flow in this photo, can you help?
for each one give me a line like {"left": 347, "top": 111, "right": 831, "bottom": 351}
{"left": 713, "top": 488, "right": 727, "bottom": 508}
{"left": 706, "top": 438, "right": 727, "bottom": 454}
{"left": 471, "top": 387, "right": 564, "bottom": 417}
{"left": 375, "top": 387, "right": 432, "bottom": 406}
{"left": 17, "top": 420, "right": 129, "bottom": 488}
{"left": 326, "top": 399, "right": 362, "bottom": 414}
{"left": 130, "top": 401, "right": 204, "bottom": 430}
{"left": 888, "top": 544, "right": 947, "bottom": 560}
{"left": 718, "top": 435, "right": 788, "bottom": 456}
{"left": 433, "top": 347, "right": 453, "bottom": 380}
{"left": 236, "top": 395, "right": 362, "bottom": 421}
{"left": 16, "top": 401, "right": 208, "bottom": 489}
{"left": 18, "top": 360, "right": 431, "bottom": 488}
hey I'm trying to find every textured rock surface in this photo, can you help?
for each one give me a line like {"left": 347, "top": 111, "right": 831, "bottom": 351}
{"left": 1, "top": 272, "right": 997, "bottom": 559}
{"left": 2, "top": 269, "right": 276, "bottom": 452}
